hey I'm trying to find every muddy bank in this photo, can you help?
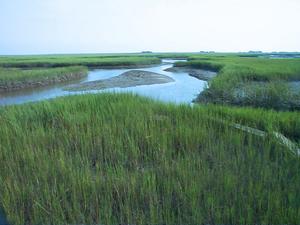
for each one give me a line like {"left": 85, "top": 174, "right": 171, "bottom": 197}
{"left": 165, "top": 67, "right": 217, "bottom": 81}
{"left": 66, "top": 70, "right": 175, "bottom": 91}
{"left": 0, "top": 72, "right": 87, "bottom": 92}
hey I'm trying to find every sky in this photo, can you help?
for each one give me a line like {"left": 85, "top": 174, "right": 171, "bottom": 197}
{"left": 0, "top": 0, "right": 300, "bottom": 55}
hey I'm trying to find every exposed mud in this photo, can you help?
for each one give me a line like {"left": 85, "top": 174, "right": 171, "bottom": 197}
{"left": 66, "top": 70, "right": 175, "bottom": 91}
{"left": 164, "top": 67, "right": 217, "bottom": 81}
{"left": 0, "top": 72, "right": 87, "bottom": 92}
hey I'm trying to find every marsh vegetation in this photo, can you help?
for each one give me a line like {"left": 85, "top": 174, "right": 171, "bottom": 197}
{"left": 0, "top": 66, "right": 88, "bottom": 92}
{"left": 0, "top": 93, "right": 299, "bottom": 225}
{"left": 174, "top": 55, "right": 300, "bottom": 110}
{"left": 0, "top": 53, "right": 299, "bottom": 225}
{"left": 0, "top": 55, "right": 161, "bottom": 68}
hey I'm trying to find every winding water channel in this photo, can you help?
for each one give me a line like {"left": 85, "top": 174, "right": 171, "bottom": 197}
{"left": 0, "top": 59, "right": 207, "bottom": 106}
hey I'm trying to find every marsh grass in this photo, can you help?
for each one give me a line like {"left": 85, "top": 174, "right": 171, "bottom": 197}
{"left": 0, "top": 66, "right": 87, "bottom": 82}
{"left": 0, "top": 56, "right": 161, "bottom": 68}
{"left": 198, "top": 104, "right": 300, "bottom": 143}
{"left": 0, "top": 93, "right": 299, "bottom": 225}
{"left": 177, "top": 56, "right": 300, "bottom": 109}
{"left": 0, "top": 66, "right": 88, "bottom": 91}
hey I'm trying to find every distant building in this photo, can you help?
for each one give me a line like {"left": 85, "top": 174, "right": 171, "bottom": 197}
{"left": 141, "top": 51, "right": 153, "bottom": 54}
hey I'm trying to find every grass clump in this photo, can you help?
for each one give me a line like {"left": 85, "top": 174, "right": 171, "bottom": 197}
{"left": 0, "top": 93, "right": 299, "bottom": 225}
{"left": 176, "top": 55, "right": 300, "bottom": 110}
{"left": 0, "top": 66, "right": 88, "bottom": 92}
{"left": 198, "top": 104, "right": 300, "bottom": 143}
{"left": 180, "top": 56, "right": 300, "bottom": 81}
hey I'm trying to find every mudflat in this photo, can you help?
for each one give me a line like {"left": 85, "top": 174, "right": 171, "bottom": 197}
{"left": 165, "top": 67, "right": 217, "bottom": 81}
{"left": 66, "top": 70, "right": 175, "bottom": 91}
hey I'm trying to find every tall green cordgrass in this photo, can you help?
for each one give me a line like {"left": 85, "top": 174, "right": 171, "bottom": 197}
{"left": 0, "top": 93, "right": 299, "bottom": 225}
{"left": 176, "top": 56, "right": 300, "bottom": 109}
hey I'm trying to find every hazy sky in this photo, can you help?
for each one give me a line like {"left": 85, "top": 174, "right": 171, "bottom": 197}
{"left": 1, "top": 0, "right": 300, "bottom": 54}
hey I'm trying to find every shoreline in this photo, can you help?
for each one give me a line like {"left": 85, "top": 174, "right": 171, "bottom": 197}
{"left": 0, "top": 71, "right": 87, "bottom": 93}
{"left": 164, "top": 66, "right": 217, "bottom": 81}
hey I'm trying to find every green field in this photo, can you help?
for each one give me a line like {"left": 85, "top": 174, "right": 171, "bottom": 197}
{"left": 175, "top": 55, "right": 300, "bottom": 110}
{"left": 0, "top": 93, "right": 299, "bottom": 225}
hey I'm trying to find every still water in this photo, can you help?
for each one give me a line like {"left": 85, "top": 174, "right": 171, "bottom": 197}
{"left": 0, "top": 60, "right": 207, "bottom": 106}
